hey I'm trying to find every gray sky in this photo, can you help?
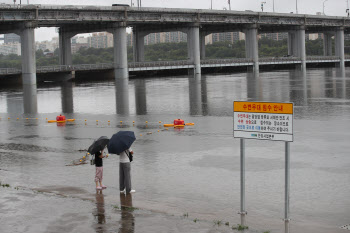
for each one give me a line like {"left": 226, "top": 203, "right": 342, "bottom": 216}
{"left": 2, "top": 0, "right": 349, "bottom": 41}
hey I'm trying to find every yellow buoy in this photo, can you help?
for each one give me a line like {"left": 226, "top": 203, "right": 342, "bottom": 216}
{"left": 120, "top": 121, "right": 122, "bottom": 124}
{"left": 46, "top": 118, "right": 48, "bottom": 120}
{"left": 108, "top": 121, "right": 110, "bottom": 123}
{"left": 140, "top": 134, "right": 142, "bottom": 136}
{"left": 83, "top": 156, "right": 86, "bottom": 159}
{"left": 8, "top": 117, "right": 10, "bottom": 120}
{"left": 79, "top": 160, "right": 82, "bottom": 162}
{"left": 158, "top": 130, "right": 160, "bottom": 132}
{"left": 36, "top": 118, "right": 38, "bottom": 120}
{"left": 85, "top": 119, "right": 87, "bottom": 121}
{"left": 165, "top": 128, "right": 169, "bottom": 130}
{"left": 17, "top": 118, "right": 19, "bottom": 120}
{"left": 146, "top": 121, "right": 148, "bottom": 124}
{"left": 87, "top": 153, "right": 90, "bottom": 155}
{"left": 159, "top": 121, "right": 161, "bottom": 123}
{"left": 96, "top": 120, "right": 98, "bottom": 122}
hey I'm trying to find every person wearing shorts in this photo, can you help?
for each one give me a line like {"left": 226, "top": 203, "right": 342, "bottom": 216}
{"left": 95, "top": 149, "right": 106, "bottom": 190}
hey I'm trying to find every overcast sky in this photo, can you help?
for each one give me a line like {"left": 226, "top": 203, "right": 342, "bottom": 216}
{"left": 1, "top": 0, "right": 349, "bottom": 41}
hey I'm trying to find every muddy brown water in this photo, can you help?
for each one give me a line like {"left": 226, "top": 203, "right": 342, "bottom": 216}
{"left": 0, "top": 68, "right": 350, "bottom": 233}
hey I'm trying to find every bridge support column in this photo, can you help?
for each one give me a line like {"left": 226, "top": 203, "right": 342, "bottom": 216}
{"left": 244, "top": 25, "right": 259, "bottom": 72}
{"left": 335, "top": 28, "right": 345, "bottom": 67}
{"left": 113, "top": 23, "right": 129, "bottom": 79}
{"left": 296, "top": 27, "right": 306, "bottom": 69}
{"left": 59, "top": 30, "right": 75, "bottom": 66}
{"left": 288, "top": 32, "right": 296, "bottom": 56}
{"left": 188, "top": 25, "right": 201, "bottom": 75}
{"left": 20, "top": 22, "right": 37, "bottom": 113}
{"left": 133, "top": 29, "right": 145, "bottom": 62}
{"left": 323, "top": 33, "right": 333, "bottom": 56}
{"left": 20, "top": 22, "right": 36, "bottom": 86}
{"left": 200, "top": 32, "right": 206, "bottom": 60}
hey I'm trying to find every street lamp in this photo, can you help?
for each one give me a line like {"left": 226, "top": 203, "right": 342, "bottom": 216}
{"left": 261, "top": 1, "right": 266, "bottom": 12}
{"left": 347, "top": 0, "right": 350, "bottom": 17}
{"left": 296, "top": 0, "right": 298, "bottom": 14}
{"left": 323, "top": 0, "right": 328, "bottom": 15}
{"left": 273, "top": 0, "right": 275, "bottom": 12}
{"left": 228, "top": 0, "right": 231, "bottom": 10}
{"left": 211, "top": 0, "right": 212, "bottom": 10}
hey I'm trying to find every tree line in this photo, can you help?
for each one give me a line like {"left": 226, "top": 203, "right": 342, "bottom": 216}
{"left": 0, "top": 38, "right": 347, "bottom": 69}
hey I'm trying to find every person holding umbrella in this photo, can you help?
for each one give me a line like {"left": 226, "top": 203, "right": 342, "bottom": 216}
{"left": 108, "top": 131, "right": 136, "bottom": 194}
{"left": 88, "top": 136, "right": 110, "bottom": 190}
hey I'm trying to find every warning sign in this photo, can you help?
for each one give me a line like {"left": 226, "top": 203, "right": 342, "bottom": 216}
{"left": 234, "top": 101, "right": 294, "bottom": 142}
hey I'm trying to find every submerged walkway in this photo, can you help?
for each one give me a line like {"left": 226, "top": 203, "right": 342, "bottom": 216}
{"left": 0, "top": 56, "right": 348, "bottom": 76}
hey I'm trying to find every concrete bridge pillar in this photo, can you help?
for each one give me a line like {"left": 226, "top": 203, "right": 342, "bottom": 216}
{"left": 187, "top": 25, "right": 201, "bottom": 75}
{"left": 200, "top": 32, "right": 206, "bottom": 60}
{"left": 59, "top": 30, "right": 75, "bottom": 65}
{"left": 244, "top": 25, "right": 259, "bottom": 72}
{"left": 335, "top": 28, "right": 345, "bottom": 67}
{"left": 297, "top": 27, "right": 306, "bottom": 68}
{"left": 289, "top": 27, "right": 306, "bottom": 68}
{"left": 20, "top": 22, "right": 36, "bottom": 86}
{"left": 133, "top": 29, "right": 146, "bottom": 62}
{"left": 113, "top": 23, "right": 129, "bottom": 79}
{"left": 323, "top": 33, "right": 333, "bottom": 56}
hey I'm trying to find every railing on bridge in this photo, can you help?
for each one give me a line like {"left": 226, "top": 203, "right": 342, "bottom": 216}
{"left": 0, "top": 68, "right": 21, "bottom": 75}
{"left": 0, "top": 56, "right": 348, "bottom": 76}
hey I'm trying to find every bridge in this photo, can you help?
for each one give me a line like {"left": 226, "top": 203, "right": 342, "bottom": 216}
{"left": 0, "top": 56, "right": 348, "bottom": 77}
{"left": 0, "top": 4, "right": 349, "bottom": 84}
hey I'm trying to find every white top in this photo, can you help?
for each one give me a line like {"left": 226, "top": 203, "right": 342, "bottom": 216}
{"left": 119, "top": 148, "right": 132, "bottom": 163}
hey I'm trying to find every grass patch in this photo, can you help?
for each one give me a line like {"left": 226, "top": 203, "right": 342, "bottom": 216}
{"left": 214, "top": 220, "right": 222, "bottom": 226}
{"left": 113, "top": 205, "right": 120, "bottom": 209}
{"left": 0, "top": 182, "right": 10, "bottom": 188}
{"left": 193, "top": 218, "right": 199, "bottom": 223}
{"left": 122, "top": 206, "right": 139, "bottom": 211}
{"left": 232, "top": 224, "right": 249, "bottom": 231}
{"left": 263, "top": 231, "right": 270, "bottom": 233}
{"left": 225, "top": 222, "right": 230, "bottom": 226}
{"left": 183, "top": 213, "right": 189, "bottom": 218}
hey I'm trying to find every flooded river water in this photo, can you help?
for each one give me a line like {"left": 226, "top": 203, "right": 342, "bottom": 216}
{"left": 0, "top": 67, "right": 349, "bottom": 233}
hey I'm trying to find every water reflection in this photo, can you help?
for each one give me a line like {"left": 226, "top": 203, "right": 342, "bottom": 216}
{"left": 289, "top": 68, "right": 308, "bottom": 107}
{"left": 246, "top": 71, "right": 262, "bottom": 101}
{"left": 23, "top": 84, "right": 37, "bottom": 114}
{"left": 119, "top": 193, "right": 134, "bottom": 233}
{"left": 335, "top": 66, "right": 347, "bottom": 99}
{"left": 7, "top": 92, "right": 24, "bottom": 114}
{"left": 115, "top": 78, "right": 130, "bottom": 115}
{"left": 93, "top": 190, "right": 106, "bottom": 232}
{"left": 134, "top": 79, "right": 147, "bottom": 115}
{"left": 61, "top": 81, "right": 74, "bottom": 113}
{"left": 189, "top": 74, "right": 202, "bottom": 115}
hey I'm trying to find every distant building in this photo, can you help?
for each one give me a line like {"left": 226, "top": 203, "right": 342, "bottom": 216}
{"left": 4, "top": 33, "right": 20, "bottom": 44}
{"left": 88, "top": 32, "right": 113, "bottom": 48}
{"left": 260, "top": 32, "right": 288, "bottom": 41}
{"left": 35, "top": 38, "right": 59, "bottom": 52}
{"left": 72, "top": 36, "right": 89, "bottom": 53}
{"left": 0, "top": 43, "right": 21, "bottom": 55}
{"left": 206, "top": 32, "right": 245, "bottom": 44}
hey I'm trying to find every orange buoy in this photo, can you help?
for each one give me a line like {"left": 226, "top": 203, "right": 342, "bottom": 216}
{"left": 56, "top": 114, "right": 66, "bottom": 121}
{"left": 174, "top": 119, "right": 185, "bottom": 125}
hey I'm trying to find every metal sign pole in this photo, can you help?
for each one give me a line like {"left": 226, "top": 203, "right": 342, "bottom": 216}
{"left": 240, "top": 138, "right": 247, "bottom": 226}
{"left": 284, "top": 142, "right": 290, "bottom": 233}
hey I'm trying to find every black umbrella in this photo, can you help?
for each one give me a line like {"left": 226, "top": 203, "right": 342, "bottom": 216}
{"left": 108, "top": 131, "right": 136, "bottom": 154}
{"left": 88, "top": 136, "right": 110, "bottom": 155}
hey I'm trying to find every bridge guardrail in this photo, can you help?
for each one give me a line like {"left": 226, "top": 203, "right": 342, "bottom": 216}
{"left": 0, "top": 68, "right": 21, "bottom": 75}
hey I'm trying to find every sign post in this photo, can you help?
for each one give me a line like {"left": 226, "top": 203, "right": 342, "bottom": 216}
{"left": 233, "top": 101, "right": 294, "bottom": 232}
